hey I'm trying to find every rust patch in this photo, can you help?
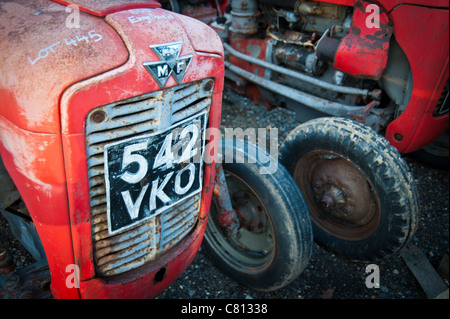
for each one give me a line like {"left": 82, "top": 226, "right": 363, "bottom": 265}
{"left": 333, "top": 0, "right": 393, "bottom": 80}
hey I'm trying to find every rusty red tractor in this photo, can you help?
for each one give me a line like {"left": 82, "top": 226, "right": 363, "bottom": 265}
{"left": 0, "top": 0, "right": 314, "bottom": 298}
{"left": 0, "top": 0, "right": 226, "bottom": 298}
{"left": 161, "top": 0, "right": 448, "bottom": 288}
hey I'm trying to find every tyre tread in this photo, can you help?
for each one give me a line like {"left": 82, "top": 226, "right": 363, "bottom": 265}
{"left": 280, "top": 117, "right": 419, "bottom": 261}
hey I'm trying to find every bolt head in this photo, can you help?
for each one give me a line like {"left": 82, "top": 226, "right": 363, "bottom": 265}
{"left": 91, "top": 110, "right": 106, "bottom": 124}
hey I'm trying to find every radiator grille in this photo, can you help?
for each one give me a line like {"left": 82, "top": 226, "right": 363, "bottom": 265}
{"left": 85, "top": 79, "right": 213, "bottom": 277}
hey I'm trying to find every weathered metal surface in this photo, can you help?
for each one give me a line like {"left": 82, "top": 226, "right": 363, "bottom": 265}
{"left": 315, "top": 36, "right": 340, "bottom": 64}
{"left": 225, "top": 61, "right": 375, "bottom": 118}
{"left": 308, "top": 0, "right": 355, "bottom": 9}
{"left": 179, "top": 1, "right": 218, "bottom": 25}
{"left": 85, "top": 80, "right": 212, "bottom": 276}
{"left": 295, "top": 0, "right": 344, "bottom": 18}
{"left": 230, "top": 0, "right": 259, "bottom": 35}
{"left": 333, "top": 0, "right": 393, "bottom": 80}
{"left": 347, "top": 100, "right": 379, "bottom": 123}
{"left": 51, "top": 0, "right": 160, "bottom": 16}
{"left": 294, "top": 150, "right": 381, "bottom": 241}
{"left": 1, "top": 1, "right": 224, "bottom": 298}
{"left": 213, "top": 164, "right": 239, "bottom": 236}
{"left": 0, "top": 0, "right": 129, "bottom": 133}
{"left": 273, "top": 44, "right": 318, "bottom": 74}
{"left": 233, "top": 191, "right": 267, "bottom": 233}
{"left": 224, "top": 42, "right": 372, "bottom": 97}
{"left": 0, "top": 115, "right": 77, "bottom": 298}
{"left": 54, "top": 6, "right": 224, "bottom": 297}
{"left": 374, "top": 0, "right": 449, "bottom": 12}
{"left": 384, "top": 5, "right": 449, "bottom": 153}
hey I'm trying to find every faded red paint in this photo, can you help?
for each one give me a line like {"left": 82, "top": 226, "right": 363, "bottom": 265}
{"left": 179, "top": 1, "right": 218, "bottom": 25}
{"left": 0, "top": 0, "right": 129, "bottom": 133}
{"left": 333, "top": 0, "right": 393, "bottom": 80}
{"left": 1, "top": 1, "right": 224, "bottom": 299}
{"left": 215, "top": 0, "right": 448, "bottom": 154}
{"left": 315, "top": 0, "right": 355, "bottom": 6}
{"left": 385, "top": 4, "right": 449, "bottom": 153}
{"left": 317, "top": 0, "right": 449, "bottom": 10}
{"left": 376, "top": 0, "right": 449, "bottom": 12}
{"left": 51, "top": 0, "right": 160, "bottom": 17}
{"left": 213, "top": 165, "right": 239, "bottom": 230}
{"left": 80, "top": 217, "right": 208, "bottom": 299}
{"left": 229, "top": 37, "right": 271, "bottom": 79}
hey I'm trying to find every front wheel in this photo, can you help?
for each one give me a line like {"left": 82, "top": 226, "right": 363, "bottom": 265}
{"left": 280, "top": 117, "right": 419, "bottom": 262}
{"left": 203, "top": 140, "right": 313, "bottom": 291}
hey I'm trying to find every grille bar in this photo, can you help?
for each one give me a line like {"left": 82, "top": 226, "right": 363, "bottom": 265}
{"left": 85, "top": 79, "right": 213, "bottom": 277}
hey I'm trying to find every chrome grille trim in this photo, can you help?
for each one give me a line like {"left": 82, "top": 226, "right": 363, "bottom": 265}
{"left": 85, "top": 79, "right": 213, "bottom": 277}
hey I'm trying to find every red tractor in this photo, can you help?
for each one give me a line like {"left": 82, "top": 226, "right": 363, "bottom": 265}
{"left": 0, "top": 0, "right": 313, "bottom": 298}
{"left": 0, "top": 0, "right": 226, "bottom": 299}
{"left": 161, "top": 0, "right": 448, "bottom": 284}
{"left": 0, "top": 0, "right": 447, "bottom": 299}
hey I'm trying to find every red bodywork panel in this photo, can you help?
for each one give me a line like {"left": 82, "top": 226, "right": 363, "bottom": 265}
{"left": 225, "top": 0, "right": 449, "bottom": 153}
{"left": 61, "top": 8, "right": 224, "bottom": 298}
{"left": 51, "top": 0, "right": 161, "bottom": 17}
{"left": 0, "top": 0, "right": 129, "bottom": 133}
{"left": 0, "top": 0, "right": 224, "bottom": 299}
{"left": 316, "top": 0, "right": 450, "bottom": 9}
{"left": 315, "top": 0, "right": 355, "bottom": 6}
{"left": 384, "top": 4, "right": 449, "bottom": 153}
{"left": 334, "top": 0, "right": 393, "bottom": 80}
{"left": 316, "top": 0, "right": 449, "bottom": 152}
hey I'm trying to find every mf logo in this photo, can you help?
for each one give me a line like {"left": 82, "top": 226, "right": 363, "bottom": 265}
{"left": 143, "top": 41, "right": 192, "bottom": 88}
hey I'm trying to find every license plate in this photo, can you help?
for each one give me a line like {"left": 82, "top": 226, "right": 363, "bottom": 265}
{"left": 104, "top": 111, "right": 207, "bottom": 235}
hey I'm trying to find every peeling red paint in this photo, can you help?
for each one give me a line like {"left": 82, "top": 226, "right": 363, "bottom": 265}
{"left": 333, "top": 0, "right": 393, "bottom": 80}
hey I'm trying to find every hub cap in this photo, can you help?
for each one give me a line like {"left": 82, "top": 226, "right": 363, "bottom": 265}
{"left": 294, "top": 150, "right": 381, "bottom": 241}
{"left": 206, "top": 171, "right": 275, "bottom": 273}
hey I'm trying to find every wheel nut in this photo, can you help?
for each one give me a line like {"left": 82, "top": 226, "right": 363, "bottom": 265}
{"left": 204, "top": 80, "right": 214, "bottom": 91}
{"left": 321, "top": 195, "right": 335, "bottom": 208}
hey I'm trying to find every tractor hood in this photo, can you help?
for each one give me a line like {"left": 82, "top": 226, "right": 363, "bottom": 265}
{"left": 0, "top": 0, "right": 156, "bottom": 133}
{"left": 50, "top": 0, "right": 160, "bottom": 17}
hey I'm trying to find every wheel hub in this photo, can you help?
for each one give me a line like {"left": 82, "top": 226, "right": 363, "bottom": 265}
{"left": 310, "top": 162, "right": 374, "bottom": 226}
{"left": 233, "top": 191, "right": 266, "bottom": 233}
{"left": 294, "top": 150, "right": 381, "bottom": 241}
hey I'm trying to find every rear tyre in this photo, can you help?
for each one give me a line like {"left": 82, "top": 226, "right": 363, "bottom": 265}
{"left": 203, "top": 140, "right": 313, "bottom": 291}
{"left": 410, "top": 130, "right": 449, "bottom": 170}
{"left": 280, "top": 117, "right": 419, "bottom": 261}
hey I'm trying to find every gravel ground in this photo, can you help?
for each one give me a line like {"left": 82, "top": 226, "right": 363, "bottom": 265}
{"left": 0, "top": 86, "right": 448, "bottom": 299}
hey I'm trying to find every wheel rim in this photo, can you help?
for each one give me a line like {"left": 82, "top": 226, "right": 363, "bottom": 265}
{"left": 294, "top": 150, "right": 381, "bottom": 241}
{"left": 205, "top": 170, "right": 275, "bottom": 274}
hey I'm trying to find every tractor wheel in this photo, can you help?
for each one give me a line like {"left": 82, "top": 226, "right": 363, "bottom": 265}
{"left": 280, "top": 117, "right": 419, "bottom": 262}
{"left": 203, "top": 139, "right": 313, "bottom": 291}
{"left": 410, "top": 130, "right": 449, "bottom": 170}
